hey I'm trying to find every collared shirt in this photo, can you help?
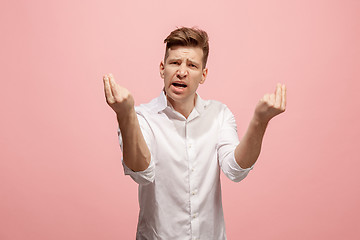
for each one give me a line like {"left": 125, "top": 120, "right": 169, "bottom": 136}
{"left": 118, "top": 91, "right": 254, "bottom": 240}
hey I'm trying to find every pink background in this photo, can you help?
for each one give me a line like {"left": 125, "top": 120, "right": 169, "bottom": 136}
{"left": 1, "top": 0, "right": 359, "bottom": 239}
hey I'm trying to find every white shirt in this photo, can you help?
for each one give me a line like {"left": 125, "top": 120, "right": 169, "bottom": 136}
{"left": 118, "top": 91, "right": 254, "bottom": 240}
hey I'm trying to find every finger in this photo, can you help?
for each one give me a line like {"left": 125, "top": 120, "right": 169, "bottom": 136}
{"left": 262, "top": 93, "right": 269, "bottom": 102}
{"left": 274, "top": 83, "right": 282, "bottom": 108}
{"left": 269, "top": 93, "right": 275, "bottom": 106}
{"left": 281, "top": 84, "right": 287, "bottom": 110}
{"left": 108, "top": 73, "right": 120, "bottom": 97}
{"left": 103, "top": 74, "right": 113, "bottom": 99}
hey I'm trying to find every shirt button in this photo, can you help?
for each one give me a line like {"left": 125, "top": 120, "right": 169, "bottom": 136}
{"left": 191, "top": 168, "right": 195, "bottom": 172}
{"left": 191, "top": 190, "right": 198, "bottom": 195}
{"left": 192, "top": 213, "right": 197, "bottom": 219}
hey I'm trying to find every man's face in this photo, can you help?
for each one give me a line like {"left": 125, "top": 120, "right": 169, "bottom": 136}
{"left": 160, "top": 46, "right": 208, "bottom": 107}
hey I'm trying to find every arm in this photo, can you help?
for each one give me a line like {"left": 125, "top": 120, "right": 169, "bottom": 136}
{"left": 235, "top": 83, "right": 287, "bottom": 169}
{"left": 103, "top": 73, "right": 151, "bottom": 172}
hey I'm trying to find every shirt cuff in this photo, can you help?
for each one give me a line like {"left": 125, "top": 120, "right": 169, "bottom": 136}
{"left": 224, "top": 151, "right": 254, "bottom": 182}
{"left": 122, "top": 157, "right": 155, "bottom": 185}
{"left": 231, "top": 154, "right": 255, "bottom": 171}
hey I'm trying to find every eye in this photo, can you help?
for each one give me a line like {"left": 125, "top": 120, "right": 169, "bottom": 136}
{"left": 189, "top": 63, "right": 198, "bottom": 68}
{"left": 170, "top": 61, "right": 180, "bottom": 65}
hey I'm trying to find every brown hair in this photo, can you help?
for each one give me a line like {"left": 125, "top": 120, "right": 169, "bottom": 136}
{"left": 164, "top": 27, "right": 209, "bottom": 68}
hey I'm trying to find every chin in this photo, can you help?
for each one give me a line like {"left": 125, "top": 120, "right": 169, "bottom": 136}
{"left": 166, "top": 90, "right": 184, "bottom": 102}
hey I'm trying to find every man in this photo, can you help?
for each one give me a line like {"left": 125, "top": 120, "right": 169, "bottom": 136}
{"left": 103, "top": 27, "right": 286, "bottom": 239}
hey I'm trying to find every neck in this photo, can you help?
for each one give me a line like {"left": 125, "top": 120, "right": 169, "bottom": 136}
{"left": 167, "top": 95, "right": 197, "bottom": 119}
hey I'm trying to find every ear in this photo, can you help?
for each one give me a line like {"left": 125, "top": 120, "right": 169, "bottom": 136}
{"left": 200, "top": 68, "right": 208, "bottom": 84}
{"left": 159, "top": 61, "right": 165, "bottom": 79}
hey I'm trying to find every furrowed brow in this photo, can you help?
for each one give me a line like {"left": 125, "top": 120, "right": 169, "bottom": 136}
{"left": 167, "top": 57, "right": 181, "bottom": 62}
{"left": 187, "top": 59, "right": 200, "bottom": 66}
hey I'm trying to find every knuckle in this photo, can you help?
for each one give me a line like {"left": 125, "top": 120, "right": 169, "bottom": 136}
{"left": 106, "top": 98, "right": 115, "bottom": 105}
{"left": 114, "top": 96, "right": 124, "bottom": 103}
{"left": 266, "top": 102, "right": 273, "bottom": 107}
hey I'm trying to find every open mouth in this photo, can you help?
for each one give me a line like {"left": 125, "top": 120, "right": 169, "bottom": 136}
{"left": 172, "top": 82, "right": 187, "bottom": 88}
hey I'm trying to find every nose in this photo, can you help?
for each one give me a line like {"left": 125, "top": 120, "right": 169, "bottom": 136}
{"left": 176, "top": 64, "right": 188, "bottom": 79}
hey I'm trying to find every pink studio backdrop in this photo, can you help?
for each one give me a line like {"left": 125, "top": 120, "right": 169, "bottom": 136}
{"left": 1, "top": 0, "right": 359, "bottom": 239}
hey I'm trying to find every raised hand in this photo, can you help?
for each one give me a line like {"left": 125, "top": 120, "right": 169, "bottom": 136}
{"left": 254, "top": 83, "right": 287, "bottom": 124}
{"left": 103, "top": 73, "right": 151, "bottom": 172}
{"left": 103, "top": 73, "right": 135, "bottom": 118}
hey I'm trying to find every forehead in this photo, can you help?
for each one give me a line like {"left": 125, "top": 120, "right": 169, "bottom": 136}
{"left": 166, "top": 46, "right": 203, "bottom": 62}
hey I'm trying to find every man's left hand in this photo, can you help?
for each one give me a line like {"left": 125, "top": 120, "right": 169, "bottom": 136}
{"left": 254, "top": 83, "right": 287, "bottom": 124}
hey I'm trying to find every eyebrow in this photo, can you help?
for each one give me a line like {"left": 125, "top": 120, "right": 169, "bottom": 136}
{"left": 167, "top": 58, "right": 180, "bottom": 62}
{"left": 167, "top": 58, "right": 200, "bottom": 65}
{"left": 187, "top": 59, "right": 200, "bottom": 66}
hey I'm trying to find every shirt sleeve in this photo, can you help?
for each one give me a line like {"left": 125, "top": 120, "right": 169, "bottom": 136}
{"left": 217, "top": 105, "right": 254, "bottom": 182}
{"left": 118, "top": 110, "right": 155, "bottom": 185}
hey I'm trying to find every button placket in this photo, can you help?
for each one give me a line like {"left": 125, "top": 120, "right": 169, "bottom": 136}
{"left": 187, "top": 121, "right": 200, "bottom": 239}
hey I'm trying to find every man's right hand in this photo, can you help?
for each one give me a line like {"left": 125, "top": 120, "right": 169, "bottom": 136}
{"left": 103, "top": 73, "right": 152, "bottom": 172}
{"left": 103, "top": 73, "right": 135, "bottom": 119}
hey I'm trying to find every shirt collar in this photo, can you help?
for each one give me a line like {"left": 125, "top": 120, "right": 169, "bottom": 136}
{"left": 155, "top": 90, "right": 207, "bottom": 115}
{"left": 154, "top": 90, "right": 168, "bottom": 113}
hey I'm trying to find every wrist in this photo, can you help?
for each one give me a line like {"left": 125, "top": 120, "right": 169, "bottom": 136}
{"left": 251, "top": 114, "right": 269, "bottom": 128}
{"left": 116, "top": 108, "right": 136, "bottom": 128}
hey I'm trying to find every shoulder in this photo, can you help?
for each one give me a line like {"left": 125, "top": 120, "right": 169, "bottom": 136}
{"left": 204, "top": 99, "right": 233, "bottom": 115}
{"left": 135, "top": 95, "right": 163, "bottom": 115}
{"left": 203, "top": 99, "right": 237, "bottom": 127}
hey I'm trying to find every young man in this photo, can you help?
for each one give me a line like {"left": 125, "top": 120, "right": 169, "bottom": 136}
{"left": 103, "top": 27, "right": 286, "bottom": 239}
